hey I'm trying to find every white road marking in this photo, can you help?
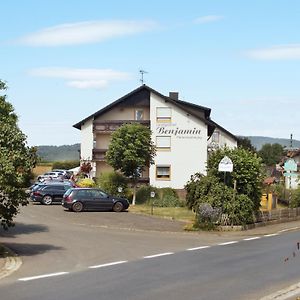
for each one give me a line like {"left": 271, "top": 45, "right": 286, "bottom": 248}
{"left": 89, "top": 260, "right": 128, "bottom": 269}
{"left": 18, "top": 272, "right": 69, "bottom": 282}
{"left": 264, "top": 233, "right": 279, "bottom": 237}
{"left": 218, "top": 241, "right": 238, "bottom": 246}
{"left": 243, "top": 237, "right": 261, "bottom": 241}
{"left": 277, "top": 227, "right": 300, "bottom": 233}
{"left": 187, "top": 246, "right": 211, "bottom": 251}
{"left": 143, "top": 252, "right": 174, "bottom": 259}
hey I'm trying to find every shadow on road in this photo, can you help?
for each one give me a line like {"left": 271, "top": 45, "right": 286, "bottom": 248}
{"left": 1, "top": 242, "right": 64, "bottom": 256}
{"left": 0, "top": 223, "right": 49, "bottom": 238}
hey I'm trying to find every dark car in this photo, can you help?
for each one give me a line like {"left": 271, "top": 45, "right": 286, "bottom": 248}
{"left": 62, "top": 188, "right": 130, "bottom": 212}
{"left": 31, "top": 183, "right": 73, "bottom": 205}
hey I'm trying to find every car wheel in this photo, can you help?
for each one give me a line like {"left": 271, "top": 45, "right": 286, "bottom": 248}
{"left": 113, "top": 202, "right": 124, "bottom": 212}
{"left": 72, "top": 202, "right": 83, "bottom": 212}
{"left": 42, "top": 195, "right": 53, "bottom": 205}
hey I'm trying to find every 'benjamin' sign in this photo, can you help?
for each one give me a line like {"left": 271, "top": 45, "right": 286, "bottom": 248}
{"left": 156, "top": 126, "right": 202, "bottom": 138}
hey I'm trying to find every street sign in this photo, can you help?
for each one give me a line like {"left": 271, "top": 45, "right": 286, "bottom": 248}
{"left": 283, "top": 172, "right": 298, "bottom": 177}
{"left": 284, "top": 159, "right": 297, "bottom": 172}
{"left": 218, "top": 156, "right": 233, "bottom": 172}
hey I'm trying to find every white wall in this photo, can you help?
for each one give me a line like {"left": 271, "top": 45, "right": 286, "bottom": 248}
{"left": 208, "top": 127, "right": 237, "bottom": 149}
{"left": 80, "top": 118, "right": 94, "bottom": 161}
{"left": 149, "top": 92, "right": 208, "bottom": 189}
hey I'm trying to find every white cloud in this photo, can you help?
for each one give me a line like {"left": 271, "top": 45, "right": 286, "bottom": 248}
{"left": 246, "top": 44, "right": 300, "bottom": 60}
{"left": 194, "top": 15, "right": 224, "bottom": 24}
{"left": 17, "top": 20, "right": 157, "bottom": 46}
{"left": 29, "top": 67, "right": 131, "bottom": 89}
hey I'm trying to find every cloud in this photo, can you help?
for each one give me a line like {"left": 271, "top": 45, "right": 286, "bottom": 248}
{"left": 17, "top": 20, "right": 157, "bottom": 46}
{"left": 29, "top": 67, "right": 131, "bottom": 89}
{"left": 194, "top": 15, "right": 224, "bottom": 24}
{"left": 246, "top": 44, "right": 300, "bottom": 60}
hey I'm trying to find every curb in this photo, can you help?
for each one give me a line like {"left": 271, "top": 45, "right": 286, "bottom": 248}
{"left": 0, "top": 246, "right": 22, "bottom": 280}
{"left": 260, "top": 282, "right": 300, "bottom": 300}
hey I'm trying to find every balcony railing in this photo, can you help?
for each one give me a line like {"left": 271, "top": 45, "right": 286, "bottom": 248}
{"left": 93, "top": 120, "right": 150, "bottom": 133}
{"left": 92, "top": 148, "right": 107, "bottom": 161}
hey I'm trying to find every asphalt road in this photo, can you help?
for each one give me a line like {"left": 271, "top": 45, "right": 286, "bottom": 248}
{"left": 1, "top": 203, "right": 300, "bottom": 299}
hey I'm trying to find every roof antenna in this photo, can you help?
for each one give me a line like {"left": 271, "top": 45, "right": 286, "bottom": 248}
{"left": 139, "top": 69, "right": 148, "bottom": 85}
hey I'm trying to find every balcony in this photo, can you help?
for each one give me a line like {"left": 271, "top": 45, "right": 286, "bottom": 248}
{"left": 92, "top": 148, "right": 107, "bottom": 161}
{"left": 93, "top": 120, "right": 150, "bottom": 133}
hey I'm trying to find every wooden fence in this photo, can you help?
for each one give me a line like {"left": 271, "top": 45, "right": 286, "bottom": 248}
{"left": 255, "top": 207, "right": 300, "bottom": 223}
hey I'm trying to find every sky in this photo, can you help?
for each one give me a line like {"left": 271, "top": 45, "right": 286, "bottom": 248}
{"left": 1, "top": 0, "right": 299, "bottom": 146}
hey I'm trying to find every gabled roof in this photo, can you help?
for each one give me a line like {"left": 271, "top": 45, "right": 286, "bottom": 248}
{"left": 73, "top": 85, "right": 236, "bottom": 140}
{"left": 209, "top": 119, "right": 237, "bottom": 141}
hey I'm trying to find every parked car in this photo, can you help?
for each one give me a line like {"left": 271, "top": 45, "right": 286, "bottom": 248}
{"left": 62, "top": 188, "right": 130, "bottom": 212}
{"left": 37, "top": 171, "right": 64, "bottom": 181}
{"left": 31, "top": 183, "right": 73, "bottom": 205}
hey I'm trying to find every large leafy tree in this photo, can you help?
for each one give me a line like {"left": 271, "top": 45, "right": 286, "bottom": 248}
{"left": 258, "top": 143, "right": 284, "bottom": 166}
{"left": 185, "top": 147, "right": 263, "bottom": 225}
{"left": 0, "top": 80, "right": 37, "bottom": 229}
{"left": 237, "top": 137, "right": 256, "bottom": 153}
{"left": 106, "top": 123, "right": 156, "bottom": 205}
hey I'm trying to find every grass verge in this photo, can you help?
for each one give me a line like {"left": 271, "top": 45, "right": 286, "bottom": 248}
{"left": 129, "top": 204, "right": 196, "bottom": 223}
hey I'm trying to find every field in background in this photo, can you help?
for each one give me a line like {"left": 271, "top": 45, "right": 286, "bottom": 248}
{"left": 33, "top": 164, "right": 53, "bottom": 177}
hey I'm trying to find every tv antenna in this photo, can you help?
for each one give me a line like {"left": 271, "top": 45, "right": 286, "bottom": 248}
{"left": 139, "top": 69, "right": 148, "bottom": 85}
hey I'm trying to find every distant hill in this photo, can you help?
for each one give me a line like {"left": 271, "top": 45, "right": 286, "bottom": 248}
{"left": 243, "top": 136, "right": 300, "bottom": 151}
{"left": 37, "top": 144, "right": 80, "bottom": 162}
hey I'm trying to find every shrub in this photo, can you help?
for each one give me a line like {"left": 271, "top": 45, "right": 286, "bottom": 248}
{"left": 136, "top": 185, "right": 159, "bottom": 204}
{"left": 290, "top": 187, "right": 300, "bottom": 208}
{"left": 77, "top": 178, "right": 96, "bottom": 188}
{"left": 96, "top": 172, "right": 128, "bottom": 197}
{"left": 194, "top": 203, "right": 221, "bottom": 230}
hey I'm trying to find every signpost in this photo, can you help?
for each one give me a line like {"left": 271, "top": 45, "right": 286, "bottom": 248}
{"left": 283, "top": 158, "right": 298, "bottom": 205}
{"left": 218, "top": 156, "right": 233, "bottom": 212}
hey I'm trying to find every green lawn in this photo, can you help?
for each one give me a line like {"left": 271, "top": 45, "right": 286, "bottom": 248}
{"left": 129, "top": 204, "right": 196, "bottom": 223}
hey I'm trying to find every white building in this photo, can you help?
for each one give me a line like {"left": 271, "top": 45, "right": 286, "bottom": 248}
{"left": 73, "top": 85, "right": 238, "bottom": 191}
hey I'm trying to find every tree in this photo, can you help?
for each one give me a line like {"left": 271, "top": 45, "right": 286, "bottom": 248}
{"left": 106, "top": 123, "right": 156, "bottom": 205}
{"left": 0, "top": 80, "right": 37, "bottom": 229}
{"left": 237, "top": 137, "right": 256, "bottom": 153}
{"left": 258, "top": 143, "right": 284, "bottom": 166}
{"left": 185, "top": 147, "right": 263, "bottom": 226}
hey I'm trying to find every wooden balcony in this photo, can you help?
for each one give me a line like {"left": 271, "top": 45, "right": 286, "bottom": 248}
{"left": 93, "top": 120, "right": 150, "bottom": 133}
{"left": 92, "top": 148, "right": 107, "bottom": 161}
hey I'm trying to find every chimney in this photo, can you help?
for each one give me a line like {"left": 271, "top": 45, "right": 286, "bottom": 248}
{"left": 169, "top": 92, "right": 179, "bottom": 100}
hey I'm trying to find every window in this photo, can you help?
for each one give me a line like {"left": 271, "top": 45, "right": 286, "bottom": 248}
{"left": 156, "top": 136, "right": 171, "bottom": 151}
{"left": 156, "top": 166, "right": 171, "bottom": 180}
{"left": 135, "top": 109, "right": 144, "bottom": 121}
{"left": 212, "top": 131, "right": 220, "bottom": 143}
{"left": 156, "top": 107, "right": 171, "bottom": 122}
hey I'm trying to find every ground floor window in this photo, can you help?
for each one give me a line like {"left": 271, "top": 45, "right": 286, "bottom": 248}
{"left": 156, "top": 165, "right": 171, "bottom": 180}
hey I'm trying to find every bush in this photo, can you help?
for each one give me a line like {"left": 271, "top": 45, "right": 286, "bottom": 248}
{"left": 136, "top": 185, "right": 159, "bottom": 204}
{"left": 290, "top": 187, "right": 300, "bottom": 208}
{"left": 96, "top": 172, "right": 128, "bottom": 197}
{"left": 194, "top": 203, "right": 221, "bottom": 230}
{"left": 77, "top": 178, "right": 96, "bottom": 188}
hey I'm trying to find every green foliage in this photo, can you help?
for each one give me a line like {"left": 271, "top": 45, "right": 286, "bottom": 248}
{"left": 290, "top": 188, "right": 300, "bottom": 208}
{"left": 135, "top": 185, "right": 183, "bottom": 207}
{"left": 207, "top": 147, "right": 263, "bottom": 211}
{"left": 136, "top": 185, "right": 159, "bottom": 204}
{"left": 0, "top": 80, "right": 37, "bottom": 229}
{"left": 258, "top": 143, "right": 284, "bottom": 166}
{"left": 52, "top": 160, "right": 79, "bottom": 170}
{"left": 77, "top": 178, "right": 96, "bottom": 188}
{"left": 237, "top": 137, "right": 256, "bottom": 153}
{"left": 185, "top": 147, "right": 263, "bottom": 226}
{"left": 106, "top": 123, "right": 156, "bottom": 179}
{"left": 96, "top": 171, "right": 129, "bottom": 197}
{"left": 37, "top": 144, "right": 80, "bottom": 162}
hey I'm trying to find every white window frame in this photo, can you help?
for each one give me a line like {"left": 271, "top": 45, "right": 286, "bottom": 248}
{"left": 156, "top": 136, "right": 171, "bottom": 151}
{"left": 156, "top": 107, "right": 172, "bottom": 123}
